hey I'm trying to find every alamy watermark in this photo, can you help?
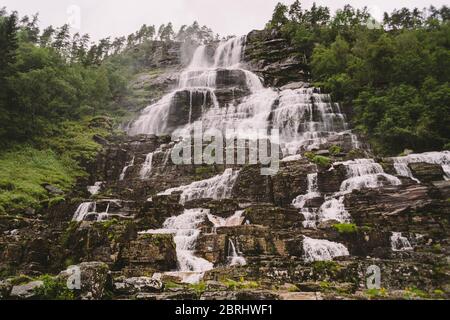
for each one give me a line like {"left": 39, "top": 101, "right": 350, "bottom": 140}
{"left": 66, "top": 265, "right": 81, "bottom": 290}
{"left": 366, "top": 265, "right": 381, "bottom": 289}
{"left": 170, "top": 123, "right": 280, "bottom": 175}
{"left": 67, "top": 5, "right": 81, "bottom": 30}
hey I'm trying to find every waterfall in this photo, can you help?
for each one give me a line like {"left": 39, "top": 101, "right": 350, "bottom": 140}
{"left": 119, "top": 156, "right": 135, "bottom": 181}
{"left": 72, "top": 202, "right": 96, "bottom": 222}
{"left": 140, "top": 152, "right": 154, "bottom": 180}
{"left": 141, "top": 208, "right": 214, "bottom": 284}
{"left": 127, "top": 36, "right": 360, "bottom": 159}
{"left": 338, "top": 159, "right": 402, "bottom": 193}
{"left": 302, "top": 236, "right": 349, "bottom": 263}
{"left": 390, "top": 232, "right": 413, "bottom": 252}
{"left": 158, "top": 168, "right": 240, "bottom": 204}
{"left": 317, "top": 196, "right": 351, "bottom": 224}
{"left": 273, "top": 89, "right": 352, "bottom": 155}
{"left": 207, "top": 210, "right": 245, "bottom": 227}
{"left": 292, "top": 173, "right": 322, "bottom": 228}
{"left": 227, "top": 238, "right": 247, "bottom": 266}
{"left": 391, "top": 151, "right": 450, "bottom": 182}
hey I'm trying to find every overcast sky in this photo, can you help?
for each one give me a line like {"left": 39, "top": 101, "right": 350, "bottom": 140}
{"left": 2, "top": 0, "right": 448, "bottom": 40}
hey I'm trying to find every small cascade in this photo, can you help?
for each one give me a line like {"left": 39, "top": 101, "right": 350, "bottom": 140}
{"left": 391, "top": 151, "right": 450, "bottom": 182}
{"left": 87, "top": 182, "right": 103, "bottom": 196}
{"left": 141, "top": 209, "right": 214, "bottom": 284}
{"left": 97, "top": 202, "right": 110, "bottom": 222}
{"left": 72, "top": 202, "right": 96, "bottom": 222}
{"left": 317, "top": 196, "right": 351, "bottom": 224}
{"left": 292, "top": 173, "right": 322, "bottom": 228}
{"left": 272, "top": 88, "right": 353, "bottom": 155}
{"left": 158, "top": 169, "right": 240, "bottom": 204}
{"left": 119, "top": 156, "right": 135, "bottom": 181}
{"left": 207, "top": 210, "right": 245, "bottom": 227}
{"left": 338, "top": 159, "right": 402, "bottom": 193}
{"left": 227, "top": 238, "right": 247, "bottom": 266}
{"left": 303, "top": 236, "right": 350, "bottom": 263}
{"left": 140, "top": 152, "right": 154, "bottom": 180}
{"left": 391, "top": 232, "right": 413, "bottom": 252}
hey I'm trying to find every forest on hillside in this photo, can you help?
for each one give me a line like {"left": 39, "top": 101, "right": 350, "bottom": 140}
{"left": 0, "top": 1, "right": 449, "bottom": 213}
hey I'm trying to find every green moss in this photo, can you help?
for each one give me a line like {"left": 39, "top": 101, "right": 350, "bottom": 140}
{"left": 304, "top": 152, "right": 331, "bottom": 167}
{"left": 8, "top": 274, "right": 34, "bottom": 286}
{"left": 189, "top": 281, "right": 206, "bottom": 296}
{"left": 329, "top": 145, "right": 342, "bottom": 156}
{"left": 365, "top": 288, "right": 388, "bottom": 299}
{"left": 221, "top": 278, "right": 260, "bottom": 291}
{"left": 333, "top": 223, "right": 358, "bottom": 234}
{"left": 432, "top": 243, "right": 443, "bottom": 253}
{"left": 164, "top": 281, "right": 183, "bottom": 290}
{"left": 34, "top": 275, "right": 75, "bottom": 300}
{"left": 311, "top": 261, "right": 341, "bottom": 275}
{"left": 403, "top": 287, "right": 429, "bottom": 299}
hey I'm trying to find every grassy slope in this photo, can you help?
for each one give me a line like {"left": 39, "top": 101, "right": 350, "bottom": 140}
{"left": 0, "top": 118, "right": 111, "bottom": 214}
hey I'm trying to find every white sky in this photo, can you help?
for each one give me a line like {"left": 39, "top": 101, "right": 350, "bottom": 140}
{"left": 1, "top": 0, "right": 448, "bottom": 40}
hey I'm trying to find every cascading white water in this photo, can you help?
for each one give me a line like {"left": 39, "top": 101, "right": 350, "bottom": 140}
{"left": 273, "top": 88, "right": 353, "bottom": 155}
{"left": 302, "top": 236, "right": 349, "bottom": 263}
{"left": 141, "top": 208, "right": 214, "bottom": 284}
{"left": 72, "top": 202, "right": 96, "bottom": 222}
{"left": 317, "top": 196, "right": 351, "bottom": 224}
{"left": 128, "top": 36, "right": 360, "bottom": 158}
{"left": 227, "top": 239, "right": 247, "bottom": 266}
{"left": 207, "top": 210, "right": 245, "bottom": 227}
{"left": 337, "top": 159, "right": 402, "bottom": 193}
{"left": 119, "top": 156, "right": 135, "bottom": 181}
{"left": 390, "top": 232, "right": 413, "bottom": 252}
{"left": 391, "top": 151, "right": 450, "bottom": 182}
{"left": 292, "top": 173, "right": 322, "bottom": 228}
{"left": 140, "top": 152, "right": 154, "bottom": 180}
{"left": 158, "top": 168, "right": 240, "bottom": 204}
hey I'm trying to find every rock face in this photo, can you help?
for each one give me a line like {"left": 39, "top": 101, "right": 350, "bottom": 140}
{"left": 245, "top": 30, "right": 308, "bottom": 87}
{"left": 1, "top": 32, "right": 449, "bottom": 301}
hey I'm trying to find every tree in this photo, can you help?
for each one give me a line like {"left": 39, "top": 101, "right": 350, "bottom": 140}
{"left": 267, "top": 3, "right": 289, "bottom": 29}
{"left": 40, "top": 26, "right": 55, "bottom": 47}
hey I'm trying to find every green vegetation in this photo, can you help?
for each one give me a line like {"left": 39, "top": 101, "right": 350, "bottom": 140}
{"left": 189, "top": 281, "right": 207, "bottom": 296}
{"left": 305, "top": 152, "right": 331, "bottom": 167}
{"left": 267, "top": 1, "right": 450, "bottom": 155}
{"left": 365, "top": 288, "right": 388, "bottom": 299}
{"left": 33, "top": 275, "right": 75, "bottom": 300}
{"left": 333, "top": 223, "right": 358, "bottom": 234}
{"left": 0, "top": 147, "right": 81, "bottom": 213}
{"left": 329, "top": 145, "right": 342, "bottom": 156}
{"left": 222, "top": 278, "right": 260, "bottom": 291}
{"left": 311, "top": 261, "right": 342, "bottom": 276}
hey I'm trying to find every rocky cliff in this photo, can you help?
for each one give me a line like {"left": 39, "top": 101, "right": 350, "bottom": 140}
{"left": 0, "top": 31, "right": 449, "bottom": 301}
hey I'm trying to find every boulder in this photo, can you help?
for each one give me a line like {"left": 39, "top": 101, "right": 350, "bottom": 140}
{"left": 113, "top": 277, "right": 163, "bottom": 295}
{"left": 10, "top": 280, "right": 44, "bottom": 300}
{"left": 58, "top": 262, "right": 110, "bottom": 300}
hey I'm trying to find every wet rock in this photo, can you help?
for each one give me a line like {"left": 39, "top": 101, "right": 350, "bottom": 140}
{"left": 10, "top": 280, "right": 44, "bottom": 300}
{"left": 317, "top": 164, "right": 347, "bottom": 194}
{"left": 0, "top": 280, "right": 13, "bottom": 299}
{"left": 410, "top": 163, "right": 445, "bottom": 183}
{"left": 43, "top": 184, "right": 64, "bottom": 195}
{"left": 244, "top": 205, "right": 304, "bottom": 229}
{"left": 58, "top": 262, "right": 109, "bottom": 300}
{"left": 113, "top": 277, "right": 163, "bottom": 295}
{"left": 119, "top": 234, "right": 177, "bottom": 275}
